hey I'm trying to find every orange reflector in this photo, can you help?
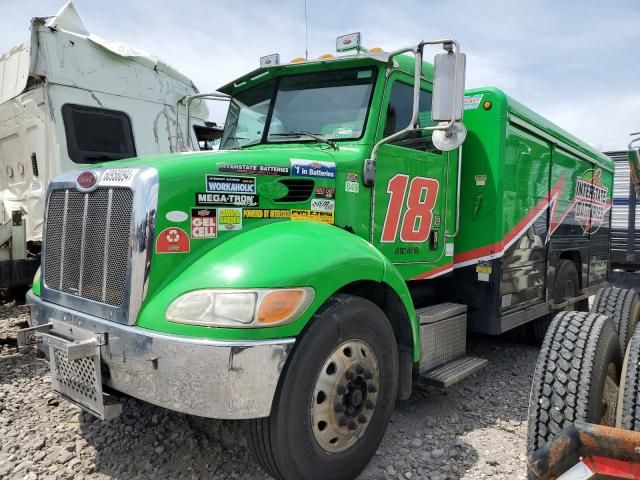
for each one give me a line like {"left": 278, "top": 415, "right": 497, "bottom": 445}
{"left": 318, "top": 53, "right": 334, "bottom": 59}
{"left": 369, "top": 47, "right": 384, "bottom": 53}
{"left": 483, "top": 101, "right": 492, "bottom": 110}
{"left": 290, "top": 57, "right": 306, "bottom": 63}
{"left": 258, "top": 290, "right": 305, "bottom": 324}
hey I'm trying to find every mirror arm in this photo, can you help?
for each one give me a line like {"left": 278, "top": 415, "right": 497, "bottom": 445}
{"left": 177, "top": 92, "right": 230, "bottom": 152}
{"left": 628, "top": 133, "right": 640, "bottom": 150}
{"left": 363, "top": 39, "right": 462, "bottom": 187}
{"left": 446, "top": 145, "right": 463, "bottom": 238}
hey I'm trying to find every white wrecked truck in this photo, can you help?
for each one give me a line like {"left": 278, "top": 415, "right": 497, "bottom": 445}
{"left": 0, "top": 1, "right": 220, "bottom": 292}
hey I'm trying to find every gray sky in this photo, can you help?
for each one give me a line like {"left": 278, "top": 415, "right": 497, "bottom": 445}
{"left": 2, "top": 0, "right": 638, "bottom": 151}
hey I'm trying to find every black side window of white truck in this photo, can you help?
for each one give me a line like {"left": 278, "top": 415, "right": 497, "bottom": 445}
{"left": 62, "top": 104, "right": 136, "bottom": 164}
{"left": 384, "top": 81, "right": 437, "bottom": 152}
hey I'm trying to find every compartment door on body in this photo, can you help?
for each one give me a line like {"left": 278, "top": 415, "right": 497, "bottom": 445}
{"left": 373, "top": 75, "right": 447, "bottom": 265}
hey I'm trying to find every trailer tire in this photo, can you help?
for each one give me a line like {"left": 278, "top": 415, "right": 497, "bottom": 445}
{"left": 527, "top": 311, "right": 622, "bottom": 453}
{"left": 592, "top": 287, "right": 640, "bottom": 353}
{"left": 528, "top": 259, "right": 581, "bottom": 344}
{"left": 616, "top": 324, "right": 640, "bottom": 431}
{"left": 247, "top": 294, "right": 398, "bottom": 480}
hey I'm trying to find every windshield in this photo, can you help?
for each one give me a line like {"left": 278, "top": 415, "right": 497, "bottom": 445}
{"left": 220, "top": 67, "right": 376, "bottom": 149}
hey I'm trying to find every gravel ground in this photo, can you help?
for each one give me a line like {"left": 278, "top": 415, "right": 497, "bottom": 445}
{"left": 0, "top": 300, "right": 539, "bottom": 480}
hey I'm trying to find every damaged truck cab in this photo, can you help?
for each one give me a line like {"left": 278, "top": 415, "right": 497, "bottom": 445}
{"left": 0, "top": 2, "right": 219, "bottom": 292}
{"left": 20, "top": 33, "right": 613, "bottom": 480}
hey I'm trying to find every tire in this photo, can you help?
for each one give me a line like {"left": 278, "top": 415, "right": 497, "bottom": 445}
{"left": 247, "top": 295, "right": 399, "bottom": 480}
{"left": 527, "top": 311, "right": 622, "bottom": 453}
{"left": 616, "top": 323, "right": 640, "bottom": 430}
{"left": 527, "top": 260, "right": 581, "bottom": 344}
{"left": 592, "top": 287, "right": 640, "bottom": 353}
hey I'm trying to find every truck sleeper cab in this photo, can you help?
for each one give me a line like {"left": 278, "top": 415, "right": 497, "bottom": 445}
{"left": 20, "top": 34, "right": 613, "bottom": 480}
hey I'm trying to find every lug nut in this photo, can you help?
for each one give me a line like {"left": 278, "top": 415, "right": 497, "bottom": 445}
{"left": 356, "top": 366, "right": 364, "bottom": 375}
{"left": 364, "top": 371, "right": 374, "bottom": 380}
{"left": 348, "top": 421, "right": 357, "bottom": 431}
{"left": 365, "top": 400, "right": 375, "bottom": 410}
{"left": 345, "top": 371, "right": 355, "bottom": 380}
{"left": 337, "top": 385, "right": 347, "bottom": 395}
{"left": 358, "top": 415, "right": 367, "bottom": 424}
{"left": 339, "top": 417, "right": 348, "bottom": 427}
{"left": 367, "top": 384, "right": 377, "bottom": 393}
{"left": 334, "top": 403, "right": 345, "bottom": 413}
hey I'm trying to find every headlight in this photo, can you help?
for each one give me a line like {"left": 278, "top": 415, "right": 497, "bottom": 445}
{"left": 165, "top": 288, "right": 315, "bottom": 328}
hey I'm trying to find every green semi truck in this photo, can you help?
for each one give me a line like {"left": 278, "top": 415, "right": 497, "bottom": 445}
{"left": 19, "top": 34, "right": 614, "bottom": 479}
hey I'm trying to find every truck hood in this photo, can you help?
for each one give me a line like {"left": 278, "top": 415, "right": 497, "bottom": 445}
{"left": 96, "top": 145, "right": 368, "bottom": 296}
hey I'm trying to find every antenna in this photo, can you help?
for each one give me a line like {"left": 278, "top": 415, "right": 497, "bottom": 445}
{"left": 304, "top": 0, "right": 309, "bottom": 60}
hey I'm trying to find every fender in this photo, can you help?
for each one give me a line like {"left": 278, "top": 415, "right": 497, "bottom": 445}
{"left": 136, "top": 221, "right": 417, "bottom": 344}
{"left": 382, "top": 263, "right": 419, "bottom": 362}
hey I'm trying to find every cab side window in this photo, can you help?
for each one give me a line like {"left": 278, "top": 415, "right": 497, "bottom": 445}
{"left": 384, "top": 81, "right": 436, "bottom": 151}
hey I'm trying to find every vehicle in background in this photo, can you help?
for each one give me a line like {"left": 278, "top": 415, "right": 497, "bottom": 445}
{"left": 19, "top": 31, "right": 615, "bottom": 480}
{"left": 0, "top": 1, "right": 220, "bottom": 292}
{"left": 606, "top": 148, "right": 639, "bottom": 271}
{"left": 527, "top": 287, "right": 640, "bottom": 479}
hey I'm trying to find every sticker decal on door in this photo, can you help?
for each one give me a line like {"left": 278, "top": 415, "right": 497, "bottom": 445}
{"left": 381, "top": 174, "right": 439, "bottom": 243}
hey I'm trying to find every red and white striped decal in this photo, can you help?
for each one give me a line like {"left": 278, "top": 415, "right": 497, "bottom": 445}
{"left": 412, "top": 177, "right": 565, "bottom": 280}
{"left": 410, "top": 175, "right": 613, "bottom": 280}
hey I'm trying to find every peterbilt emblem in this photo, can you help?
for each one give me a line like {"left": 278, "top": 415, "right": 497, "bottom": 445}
{"left": 77, "top": 171, "right": 97, "bottom": 190}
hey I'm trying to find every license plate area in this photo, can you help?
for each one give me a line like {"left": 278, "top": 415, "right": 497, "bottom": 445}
{"left": 18, "top": 322, "right": 121, "bottom": 420}
{"left": 48, "top": 336, "right": 104, "bottom": 417}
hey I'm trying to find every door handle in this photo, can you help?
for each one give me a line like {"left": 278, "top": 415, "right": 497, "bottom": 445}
{"left": 429, "top": 230, "right": 439, "bottom": 251}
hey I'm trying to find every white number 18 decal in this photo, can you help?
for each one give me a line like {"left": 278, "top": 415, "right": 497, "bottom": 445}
{"left": 381, "top": 174, "right": 439, "bottom": 243}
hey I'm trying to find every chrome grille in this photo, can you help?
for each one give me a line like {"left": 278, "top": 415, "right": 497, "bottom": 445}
{"left": 44, "top": 187, "right": 134, "bottom": 307}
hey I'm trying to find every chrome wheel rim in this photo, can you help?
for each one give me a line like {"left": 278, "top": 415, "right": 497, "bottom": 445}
{"left": 311, "top": 339, "right": 380, "bottom": 453}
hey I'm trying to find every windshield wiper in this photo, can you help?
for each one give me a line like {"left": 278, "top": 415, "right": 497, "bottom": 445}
{"left": 270, "top": 131, "right": 337, "bottom": 150}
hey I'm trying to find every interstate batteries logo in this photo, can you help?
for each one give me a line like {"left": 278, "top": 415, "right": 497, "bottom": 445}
{"left": 573, "top": 169, "right": 609, "bottom": 234}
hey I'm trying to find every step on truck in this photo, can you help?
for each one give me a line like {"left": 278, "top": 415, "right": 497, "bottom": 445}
{"left": 0, "top": 1, "right": 220, "bottom": 293}
{"left": 19, "top": 32, "right": 614, "bottom": 480}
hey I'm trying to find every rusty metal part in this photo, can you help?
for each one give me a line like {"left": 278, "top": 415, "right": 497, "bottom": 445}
{"left": 528, "top": 421, "right": 640, "bottom": 479}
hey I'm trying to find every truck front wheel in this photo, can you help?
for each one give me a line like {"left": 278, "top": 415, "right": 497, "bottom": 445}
{"left": 247, "top": 294, "right": 399, "bottom": 480}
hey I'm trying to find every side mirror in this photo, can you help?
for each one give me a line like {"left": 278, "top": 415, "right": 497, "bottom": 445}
{"left": 431, "top": 51, "right": 466, "bottom": 123}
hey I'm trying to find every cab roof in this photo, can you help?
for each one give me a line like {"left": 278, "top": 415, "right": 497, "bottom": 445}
{"left": 218, "top": 50, "right": 435, "bottom": 95}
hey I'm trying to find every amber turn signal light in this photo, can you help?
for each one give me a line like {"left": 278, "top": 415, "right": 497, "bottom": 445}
{"left": 258, "top": 290, "right": 306, "bottom": 324}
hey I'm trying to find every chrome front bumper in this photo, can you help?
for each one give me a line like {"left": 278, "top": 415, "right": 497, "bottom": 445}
{"left": 23, "top": 291, "right": 294, "bottom": 420}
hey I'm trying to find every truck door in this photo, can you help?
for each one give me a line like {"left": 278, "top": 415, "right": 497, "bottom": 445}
{"left": 372, "top": 74, "right": 449, "bottom": 266}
